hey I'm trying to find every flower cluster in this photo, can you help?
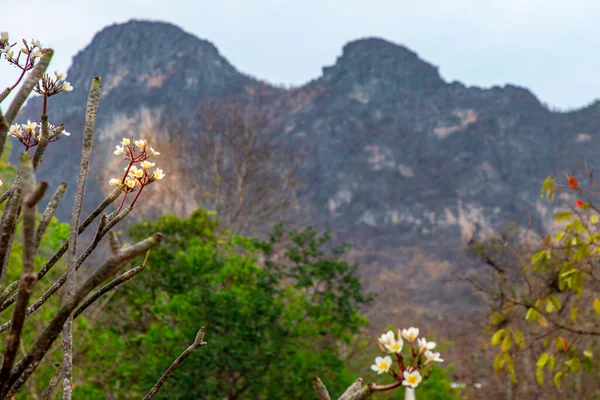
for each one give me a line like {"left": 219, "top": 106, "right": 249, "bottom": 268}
{"left": 34, "top": 70, "right": 73, "bottom": 97}
{"left": 109, "top": 138, "right": 164, "bottom": 210}
{"left": 8, "top": 120, "right": 70, "bottom": 151}
{"left": 1, "top": 34, "right": 43, "bottom": 70}
{"left": 370, "top": 327, "right": 443, "bottom": 392}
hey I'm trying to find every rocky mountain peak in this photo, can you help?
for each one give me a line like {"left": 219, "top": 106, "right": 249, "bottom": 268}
{"left": 321, "top": 37, "right": 443, "bottom": 90}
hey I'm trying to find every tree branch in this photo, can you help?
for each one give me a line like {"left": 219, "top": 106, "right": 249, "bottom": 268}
{"left": 142, "top": 327, "right": 207, "bottom": 400}
{"left": 3, "top": 233, "right": 163, "bottom": 399}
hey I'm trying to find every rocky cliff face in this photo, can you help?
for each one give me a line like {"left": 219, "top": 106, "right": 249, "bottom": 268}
{"left": 15, "top": 20, "right": 598, "bottom": 312}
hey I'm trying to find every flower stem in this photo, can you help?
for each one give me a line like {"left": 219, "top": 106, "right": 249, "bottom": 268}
{"left": 116, "top": 193, "right": 127, "bottom": 212}
{"left": 129, "top": 186, "right": 145, "bottom": 209}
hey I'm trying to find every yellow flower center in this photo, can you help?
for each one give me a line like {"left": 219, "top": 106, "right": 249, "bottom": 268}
{"left": 407, "top": 375, "right": 419, "bottom": 385}
{"left": 378, "top": 362, "right": 389, "bottom": 371}
{"left": 391, "top": 343, "right": 400, "bottom": 351}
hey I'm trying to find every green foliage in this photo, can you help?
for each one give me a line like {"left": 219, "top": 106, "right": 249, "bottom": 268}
{"left": 80, "top": 209, "right": 372, "bottom": 399}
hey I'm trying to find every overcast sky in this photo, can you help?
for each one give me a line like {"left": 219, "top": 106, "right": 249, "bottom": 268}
{"left": 1, "top": 0, "right": 599, "bottom": 110}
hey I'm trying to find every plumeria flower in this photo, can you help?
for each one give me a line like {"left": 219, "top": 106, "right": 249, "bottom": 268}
{"left": 424, "top": 350, "right": 444, "bottom": 364}
{"left": 378, "top": 330, "right": 396, "bottom": 347}
{"left": 114, "top": 145, "right": 125, "bottom": 155}
{"left": 402, "top": 327, "right": 419, "bottom": 343}
{"left": 152, "top": 168, "right": 165, "bottom": 180}
{"left": 0, "top": 32, "right": 8, "bottom": 43}
{"left": 32, "top": 49, "right": 42, "bottom": 58}
{"left": 32, "top": 40, "right": 42, "bottom": 49}
{"left": 417, "top": 338, "right": 436, "bottom": 353}
{"left": 370, "top": 356, "right": 392, "bottom": 375}
{"left": 385, "top": 338, "right": 403, "bottom": 354}
{"left": 109, "top": 178, "right": 121, "bottom": 187}
{"left": 140, "top": 161, "right": 155, "bottom": 170}
{"left": 24, "top": 120, "right": 37, "bottom": 131}
{"left": 128, "top": 165, "right": 143, "bottom": 178}
{"left": 125, "top": 177, "right": 138, "bottom": 189}
{"left": 402, "top": 370, "right": 423, "bottom": 389}
{"left": 135, "top": 139, "right": 147, "bottom": 150}
{"left": 54, "top": 71, "right": 65, "bottom": 81}
{"left": 149, "top": 146, "right": 160, "bottom": 156}
{"left": 61, "top": 130, "right": 70, "bottom": 137}
{"left": 60, "top": 81, "right": 73, "bottom": 92}
{"left": 121, "top": 138, "right": 131, "bottom": 146}
{"left": 9, "top": 124, "right": 23, "bottom": 139}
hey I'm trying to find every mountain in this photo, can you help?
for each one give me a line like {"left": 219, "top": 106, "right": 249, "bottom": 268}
{"left": 14, "top": 20, "right": 598, "bottom": 314}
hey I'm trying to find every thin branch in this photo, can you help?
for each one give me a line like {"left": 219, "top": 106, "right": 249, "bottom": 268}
{"left": 339, "top": 378, "right": 365, "bottom": 400}
{"left": 3, "top": 233, "right": 163, "bottom": 399}
{"left": 0, "top": 49, "right": 53, "bottom": 161}
{"left": 73, "top": 263, "right": 146, "bottom": 319}
{"left": 43, "top": 363, "right": 61, "bottom": 400}
{"left": 0, "top": 188, "right": 122, "bottom": 313}
{"left": 0, "top": 207, "right": 132, "bottom": 334}
{"left": 0, "top": 185, "right": 22, "bottom": 292}
{"left": 312, "top": 377, "right": 332, "bottom": 400}
{"left": 142, "top": 327, "right": 207, "bottom": 400}
{"left": 62, "top": 76, "right": 101, "bottom": 400}
{"left": 32, "top": 114, "right": 50, "bottom": 171}
{"left": 0, "top": 154, "right": 46, "bottom": 397}
{"left": 36, "top": 183, "right": 68, "bottom": 250}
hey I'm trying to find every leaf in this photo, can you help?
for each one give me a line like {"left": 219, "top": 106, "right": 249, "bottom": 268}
{"left": 494, "top": 353, "right": 505, "bottom": 372}
{"left": 553, "top": 371, "right": 564, "bottom": 388}
{"left": 593, "top": 298, "right": 600, "bottom": 314}
{"left": 591, "top": 214, "right": 599, "bottom": 224}
{"left": 537, "top": 352, "right": 549, "bottom": 367}
{"left": 555, "top": 231, "right": 566, "bottom": 242}
{"left": 525, "top": 307, "right": 538, "bottom": 322}
{"left": 555, "top": 212, "right": 574, "bottom": 221}
{"left": 546, "top": 298, "right": 556, "bottom": 313}
{"left": 556, "top": 336, "right": 568, "bottom": 352}
{"left": 536, "top": 366, "right": 544, "bottom": 386}
{"left": 566, "top": 357, "right": 580, "bottom": 373}
{"left": 531, "top": 250, "right": 546, "bottom": 265}
{"left": 513, "top": 329, "right": 525, "bottom": 349}
{"left": 537, "top": 314, "right": 548, "bottom": 328}
{"left": 501, "top": 332, "right": 512, "bottom": 352}
{"left": 491, "top": 329, "right": 504, "bottom": 347}
{"left": 549, "top": 295, "right": 562, "bottom": 312}
{"left": 571, "top": 308, "right": 578, "bottom": 324}
{"left": 548, "top": 355, "right": 556, "bottom": 371}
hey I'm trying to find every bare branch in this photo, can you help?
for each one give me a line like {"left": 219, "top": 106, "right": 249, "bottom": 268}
{"left": 0, "top": 207, "right": 132, "bottom": 334}
{"left": 0, "top": 154, "right": 46, "bottom": 396}
{"left": 0, "top": 185, "right": 22, "bottom": 292}
{"left": 312, "top": 377, "right": 332, "bottom": 400}
{"left": 32, "top": 114, "right": 50, "bottom": 171}
{"left": 0, "top": 188, "right": 122, "bottom": 313}
{"left": 36, "top": 183, "right": 68, "bottom": 250}
{"left": 0, "top": 49, "right": 53, "bottom": 160}
{"left": 142, "top": 327, "right": 207, "bottom": 400}
{"left": 43, "top": 363, "right": 61, "bottom": 400}
{"left": 3, "top": 232, "right": 163, "bottom": 398}
{"left": 62, "top": 76, "right": 101, "bottom": 399}
{"left": 73, "top": 263, "right": 146, "bottom": 319}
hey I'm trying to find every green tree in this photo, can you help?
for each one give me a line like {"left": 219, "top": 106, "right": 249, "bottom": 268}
{"left": 87, "top": 209, "right": 371, "bottom": 399}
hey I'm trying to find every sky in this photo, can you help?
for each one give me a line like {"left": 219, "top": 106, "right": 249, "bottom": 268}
{"left": 1, "top": 0, "right": 599, "bottom": 111}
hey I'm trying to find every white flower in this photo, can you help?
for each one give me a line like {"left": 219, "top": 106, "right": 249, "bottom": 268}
{"left": 32, "top": 40, "right": 42, "bottom": 48}
{"left": 4, "top": 50, "right": 13, "bottom": 59}
{"left": 135, "top": 139, "right": 147, "bottom": 150}
{"left": 149, "top": 146, "right": 160, "bottom": 156}
{"left": 378, "top": 330, "right": 395, "bottom": 347}
{"left": 129, "top": 165, "right": 143, "bottom": 178}
{"left": 108, "top": 178, "right": 121, "bottom": 187}
{"left": 370, "top": 356, "right": 392, "bottom": 375}
{"left": 61, "top": 130, "right": 70, "bottom": 137}
{"left": 121, "top": 138, "right": 131, "bottom": 146}
{"left": 152, "top": 168, "right": 165, "bottom": 180}
{"left": 54, "top": 71, "right": 65, "bottom": 81}
{"left": 125, "top": 177, "right": 137, "bottom": 188}
{"left": 140, "top": 161, "right": 155, "bottom": 170}
{"left": 424, "top": 350, "right": 444, "bottom": 364}
{"left": 23, "top": 120, "right": 37, "bottom": 132}
{"left": 32, "top": 49, "right": 42, "bottom": 58}
{"left": 385, "top": 338, "right": 403, "bottom": 354}
{"left": 417, "top": 338, "right": 436, "bottom": 353}
{"left": 0, "top": 32, "right": 8, "bottom": 42}
{"left": 9, "top": 124, "right": 23, "bottom": 138}
{"left": 60, "top": 81, "right": 73, "bottom": 92}
{"left": 114, "top": 145, "right": 125, "bottom": 155}
{"left": 402, "top": 370, "right": 423, "bottom": 389}
{"left": 401, "top": 327, "right": 419, "bottom": 343}
{"left": 0, "top": 180, "right": 3, "bottom": 186}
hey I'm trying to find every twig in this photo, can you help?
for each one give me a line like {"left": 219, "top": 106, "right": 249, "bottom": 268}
{"left": 142, "top": 327, "right": 207, "bottom": 400}
{"left": 32, "top": 114, "right": 50, "bottom": 171}
{"left": 0, "top": 207, "right": 132, "bottom": 334}
{"left": 36, "top": 183, "right": 68, "bottom": 250}
{"left": 0, "top": 185, "right": 22, "bottom": 292}
{"left": 62, "top": 76, "right": 101, "bottom": 400}
{"left": 0, "top": 154, "right": 46, "bottom": 397}
{"left": 3, "top": 233, "right": 163, "bottom": 399}
{"left": 0, "top": 188, "right": 122, "bottom": 313}
{"left": 0, "top": 49, "right": 53, "bottom": 161}
{"left": 312, "top": 377, "right": 332, "bottom": 400}
{"left": 73, "top": 263, "right": 146, "bottom": 319}
{"left": 43, "top": 363, "right": 61, "bottom": 400}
